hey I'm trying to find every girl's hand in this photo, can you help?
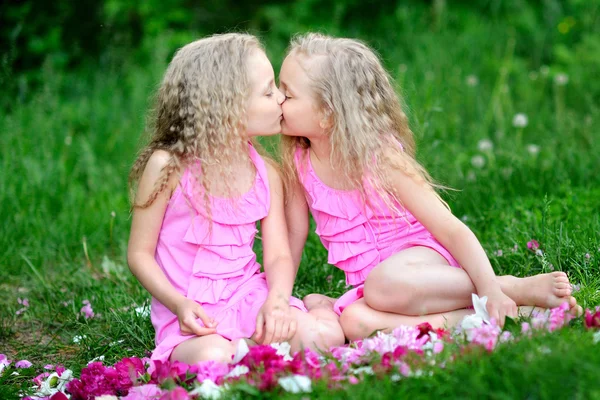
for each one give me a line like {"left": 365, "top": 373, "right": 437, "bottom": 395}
{"left": 254, "top": 295, "right": 297, "bottom": 344}
{"left": 483, "top": 289, "right": 518, "bottom": 327}
{"left": 174, "top": 297, "right": 218, "bottom": 336}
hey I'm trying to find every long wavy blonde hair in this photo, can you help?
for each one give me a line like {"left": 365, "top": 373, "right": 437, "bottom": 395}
{"left": 129, "top": 33, "right": 264, "bottom": 213}
{"left": 280, "top": 33, "right": 448, "bottom": 214}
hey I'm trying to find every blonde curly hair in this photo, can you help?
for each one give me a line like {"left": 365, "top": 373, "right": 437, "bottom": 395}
{"left": 280, "top": 33, "right": 448, "bottom": 214}
{"left": 129, "top": 33, "right": 264, "bottom": 213}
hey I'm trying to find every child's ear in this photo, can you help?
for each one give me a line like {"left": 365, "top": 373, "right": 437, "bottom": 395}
{"left": 319, "top": 107, "right": 333, "bottom": 130}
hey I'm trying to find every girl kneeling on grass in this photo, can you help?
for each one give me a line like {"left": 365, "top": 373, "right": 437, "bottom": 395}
{"left": 278, "top": 33, "right": 580, "bottom": 341}
{"left": 127, "top": 33, "right": 344, "bottom": 364}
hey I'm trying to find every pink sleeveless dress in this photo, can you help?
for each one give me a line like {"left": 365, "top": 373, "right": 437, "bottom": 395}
{"left": 151, "top": 144, "right": 306, "bottom": 362}
{"left": 294, "top": 147, "right": 460, "bottom": 315}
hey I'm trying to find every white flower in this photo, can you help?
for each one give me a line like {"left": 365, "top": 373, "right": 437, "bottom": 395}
{"left": 512, "top": 113, "right": 529, "bottom": 128}
{"left": 472, "top": 294, "right": 490, "bottom": 321}
{"left": 88, "top": 355, "right": 105, "bottom": 364}
{"left": 477, "top": 139, "right": 493, "bottom": 151}
{"left": 554, "top": 73, "right": 569, "bottom": 86}
{"left": 270, "top": 342, "right": 293, "bottom": 361}
{"left": 72, "top": 335, "right": 86, "bottom": 344}
{"left": 278, "top": 375, "right": 312, "bottom": 393}
{"left": 351, "top": 366, "right": 375, "bottom": 375}
{"left": 135, "top": 305, "right": 150, "bottom": 318}
{"left": 466, "top": 75, "right": 479, "bottom": 87}
{"left": 224, "top": 365, "right": 249, "bottom": 379}
{"left": 96, "top": 396, "right": 119, "bottom": 400}
{"left": 190, "top": 380, "right": 224, "bottom": 399}
{"left": 460, "top": 294, "right": 490, "bottom": 333}
{"left": 471, "top": 155, "right": 486, "bottom": 169}
{"left": 526, "top": 144, "right": 540, "bottom": 155}
{"left": 231, "top": 339, "right": 249, "bottom": 363}
{"left": 593, "top": 331, "right": 600, "bottom": 344}
{"left": 35, "top": 369, "right": 72, "bottom": 397}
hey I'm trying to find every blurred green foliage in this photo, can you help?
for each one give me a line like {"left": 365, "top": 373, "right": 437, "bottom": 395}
{"left": 2, "top": 0, "right": 599, "bottom": 109}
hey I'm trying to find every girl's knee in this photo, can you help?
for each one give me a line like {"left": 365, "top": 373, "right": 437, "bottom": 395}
{"left": 196, "top": 344, "right": 234, "bottom": 363}
{"left": 172, "top": 338, "right": 235, "bottom": 364}
{"left": 364, "top": 272, "right": 416, "bottom": 313}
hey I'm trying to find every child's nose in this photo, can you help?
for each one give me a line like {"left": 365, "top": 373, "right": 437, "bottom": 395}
{"left": 275, "top": 87, "right": 286, "bottom": 105}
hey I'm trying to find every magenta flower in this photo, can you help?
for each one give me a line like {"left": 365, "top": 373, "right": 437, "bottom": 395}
{"left": 527, "top": 240, "right": 540, "bottom": 251}
{"left": 49, "top": 393, "right": 69, "bottom": 400}
{"left": 15, "top": 360, "right": 32, "bottom": 368}
{"left": 18, "top": 298, "right": 30, "bottom": 307}
{"left": 585, "top": 307, "right": 600, "bottom": 329}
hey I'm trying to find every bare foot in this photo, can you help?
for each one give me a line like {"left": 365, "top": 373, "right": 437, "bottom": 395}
{"left": 303, "top": 293, "right": 337, "bottom": 312}
{"left": 501, "top": 272, "right": 575, "bottom": 309}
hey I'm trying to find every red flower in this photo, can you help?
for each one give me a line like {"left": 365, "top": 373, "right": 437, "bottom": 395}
{"left": 416, "top": 322, "right": 433, "bottom": 339}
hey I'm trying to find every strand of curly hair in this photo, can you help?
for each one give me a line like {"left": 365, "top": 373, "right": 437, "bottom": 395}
{"left": 280, "top": 33, "right": 450, "bottom": 217}
{"left": 129, "top": 33, "right": 263, "bottom": 218}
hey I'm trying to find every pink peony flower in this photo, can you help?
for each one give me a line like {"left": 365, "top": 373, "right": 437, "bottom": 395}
{"left": 33, "top": 371, "right": 51, "bottom": 386}
{"left": 190, "top": 360, "right": 229, "bottom": 384}
{"left": 15, "top": 360, "right": 32, "bottom": 368}
{"left": 466, "top": 322, "right": 502, "bottom": 351}
{"left": 121, "top": 384, "right": 165, "bottom": 400}
{"left": 548, "top": 302, "right": 573, "bottom": 331}
{"left": 159, "top": 387, "right": 190, "bottom": 400}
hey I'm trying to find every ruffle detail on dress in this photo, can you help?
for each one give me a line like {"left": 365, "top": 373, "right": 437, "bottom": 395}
{"left": 181, "top": 144, "right": 270, "bottom": 226}
{"left": 185, "top": 266, "right": 260, "bottom": 304}
{"left": 182, "top": 216, "right": 258, "bottom": 279}
{"left": 307, "top": 186, "right": 362, "bottom": 220}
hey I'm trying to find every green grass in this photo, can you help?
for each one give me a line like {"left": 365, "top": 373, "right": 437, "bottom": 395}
{"left": 1, "top": 1, "right": 600, "bottom": 398}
